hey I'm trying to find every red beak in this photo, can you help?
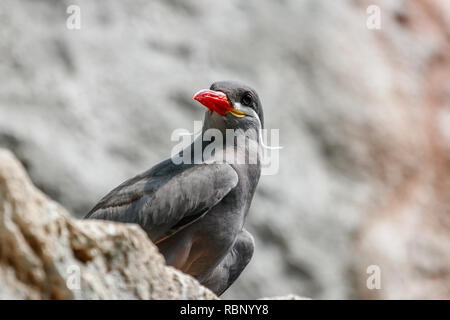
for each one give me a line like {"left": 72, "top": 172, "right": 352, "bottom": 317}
{"left": 192, "top": 89, "right": 233, "bottom": 116}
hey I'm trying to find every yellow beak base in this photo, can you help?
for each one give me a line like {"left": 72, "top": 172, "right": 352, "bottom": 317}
{"left": 229, "top": 109, "right": 246, "bottom": 118}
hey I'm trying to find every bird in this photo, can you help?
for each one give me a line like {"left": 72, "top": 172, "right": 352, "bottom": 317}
{"left": 84, "top": 81, "right": 264, "bottom": 296}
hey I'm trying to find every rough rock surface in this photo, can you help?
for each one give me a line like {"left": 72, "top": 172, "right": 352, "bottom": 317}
{"left": 0, "top": 149, "right": 217, "bottom": 299}
{"left": 0, "top": 0, "right": 449, "bottom": 299}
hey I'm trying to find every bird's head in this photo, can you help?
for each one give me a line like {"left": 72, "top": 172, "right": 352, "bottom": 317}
{"left": 193, "top": 81, "right": 264, "bottom": 133}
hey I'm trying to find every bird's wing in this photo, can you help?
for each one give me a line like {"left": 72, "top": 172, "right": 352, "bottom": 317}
{"left": 85, "top": 162, "right": 238, "bottom": 243}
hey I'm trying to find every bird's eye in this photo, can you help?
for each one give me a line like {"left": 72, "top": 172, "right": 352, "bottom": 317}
{"left": 241, "top": 93, "right": 253, "bottom": 106}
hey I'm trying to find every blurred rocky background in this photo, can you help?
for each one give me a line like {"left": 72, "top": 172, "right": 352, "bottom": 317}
{"left": 0, "top": 0, "right": 449, "bottom": 299}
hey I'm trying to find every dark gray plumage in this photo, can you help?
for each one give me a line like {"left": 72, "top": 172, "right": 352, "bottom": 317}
{"left": 85, "top": 81, "right": 263, "bottom": 295}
